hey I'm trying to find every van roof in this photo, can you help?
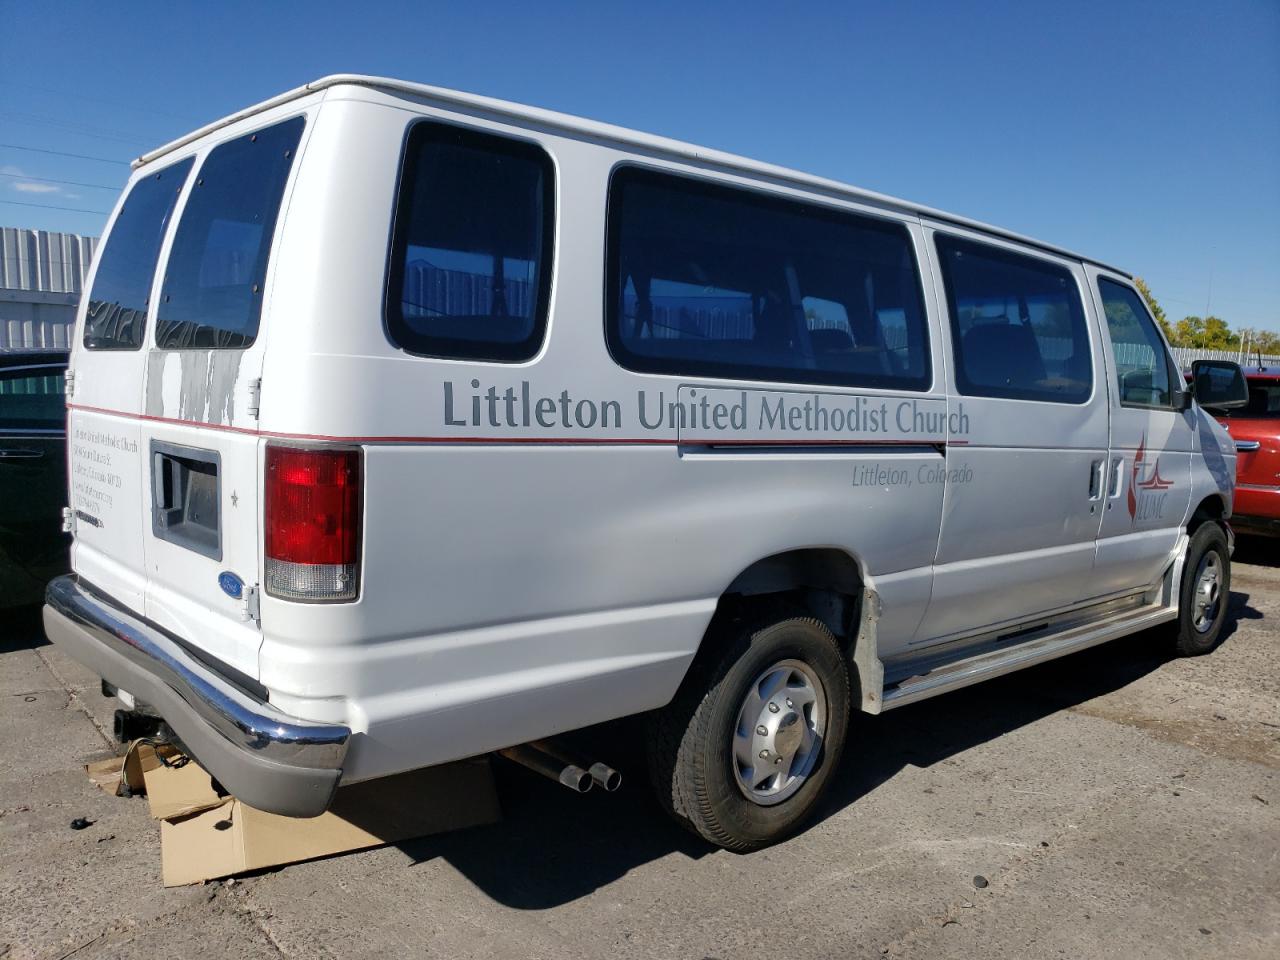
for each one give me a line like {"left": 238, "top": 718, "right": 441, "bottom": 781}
{"left": 135, "top": 73, "right": 1132, "bottom": 278}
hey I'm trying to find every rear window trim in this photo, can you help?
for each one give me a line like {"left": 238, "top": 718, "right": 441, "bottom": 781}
{"left": 603, "top": 161, "right": 934, "bottom": 392}
{"left": 383, "top": 118, "right": 558, "bottom": 363}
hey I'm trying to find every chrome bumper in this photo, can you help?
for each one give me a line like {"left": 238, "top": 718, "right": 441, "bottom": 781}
{"left": 44, "top": 575, "right": 350, "bottom": 817}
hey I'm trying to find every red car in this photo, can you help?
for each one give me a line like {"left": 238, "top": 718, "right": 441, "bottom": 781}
{"left": 1210, "top": 367, "right": 1280, "bottom": 536}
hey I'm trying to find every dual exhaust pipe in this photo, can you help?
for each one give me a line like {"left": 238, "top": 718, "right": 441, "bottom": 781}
{"left": 498, "top": 740, "right": 622, "bottom": 794}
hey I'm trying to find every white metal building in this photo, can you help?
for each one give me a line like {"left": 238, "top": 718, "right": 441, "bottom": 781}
{"left": 1, "top": 227, "right": 98, "bottom": 351}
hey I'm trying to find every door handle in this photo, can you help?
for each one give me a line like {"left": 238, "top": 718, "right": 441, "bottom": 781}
{"left": 1108, "top": 457, "right": 1124, "bottom": 497}
{"left": 1088, "top": 459, "right": 1104, "bottom": 501}
{"left": 0, "top": 448, "right": 44, "bottom": 461}
{"left": 1234, "top": 440, "right": 1260, "bottom": 452}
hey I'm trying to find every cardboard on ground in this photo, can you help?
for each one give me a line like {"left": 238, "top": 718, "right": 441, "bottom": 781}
{"left": 87, "top": 743, "right": 501, "bottom": 886}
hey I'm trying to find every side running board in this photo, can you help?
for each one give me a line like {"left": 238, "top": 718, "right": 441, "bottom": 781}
{"left": 879, "top": 603, "right": 1177, "bottom": 711}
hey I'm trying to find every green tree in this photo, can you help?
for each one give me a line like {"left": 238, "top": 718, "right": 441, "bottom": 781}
{"left": 1175, "top": 315, "right": 1205, "bottom": 346}
{"left": 1202, "top": 316, "right": 1237, "bottom": 350}
{"left": 1175, "top": 315, "right": 1238, "bottom": 350}
{"left": 1133, "top": 277, "right": 1174, "bottom": 341}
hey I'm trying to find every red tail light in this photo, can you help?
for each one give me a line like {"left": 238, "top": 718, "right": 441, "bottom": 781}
{"left": 265, "top": 445, "right": 361, "bottom": 602}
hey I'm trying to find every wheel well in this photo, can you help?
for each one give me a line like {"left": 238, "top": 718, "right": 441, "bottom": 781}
{"left": 714, "top": 548, "right": 863, "bottom": 653}
{"left": 1188, "top": 495, "right": 1226, "bottom": 535}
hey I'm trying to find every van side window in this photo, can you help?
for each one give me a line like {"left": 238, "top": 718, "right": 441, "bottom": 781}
{"left": 386, "top": 123, "right": 555, "bottom": 362}
{"left": 155, "top": 117, "right": 304, "bottom": 350}
{"left": 936, "top": 235, "right": 1092, "bottom": 404}
{"left": 1097, "top": 278, "right": 1176, "bottom": 408}
{"left": 83, "top": 158, "right": 193, "bottom": 350}
{"left": 606, "top": 168, "right": 930, "bottom": 391}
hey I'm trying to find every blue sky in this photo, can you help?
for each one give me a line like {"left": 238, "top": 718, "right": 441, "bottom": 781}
{"left": 2, "top": 0, "right": 1277, "bottom": 332}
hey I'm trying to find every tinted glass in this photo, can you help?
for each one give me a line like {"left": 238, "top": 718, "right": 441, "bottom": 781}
{"left": 607, "top": 168, "right": 930, "bottom": 390}
{"left": 937, "top": 236, "right": 1091, "bottom": 404}
{"left": 1097, "top": 278, "right": 1174, "bottom": 407}
{"left": 0, "top": 366, "right": 66, "bottom": 429}
{"left": 1242, "top": 382, "right": 1280, "bottom": 418}
{"left": 155, "top": 117, "right": 304, "bottom": 349}
{"left": 83, "top": 159, "right": 193, "bottom": 350}
{"left": 386, "top": 123, "right": 554, "bottom": 361}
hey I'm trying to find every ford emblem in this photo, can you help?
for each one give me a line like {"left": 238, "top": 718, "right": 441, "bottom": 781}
{"left": 218, "top": 571, "right": 244, "bottom": 600}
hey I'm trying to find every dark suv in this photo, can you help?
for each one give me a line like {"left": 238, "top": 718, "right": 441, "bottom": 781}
{"left": 0, "top": 352, "right": 70, "bottom": 608}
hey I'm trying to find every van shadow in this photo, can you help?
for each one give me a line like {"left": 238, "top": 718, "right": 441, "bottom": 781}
{"left": 0, "top": 604, "right": 50, "bottom": 654}
{"left": 394, "top": 588, "right": 1258, "bottom": 910}
{"left": 1233, "top": 534, "right": 1279, "bottom": 568}
{"left": 819, "top": 587, "right": 1259, "bottom": 821}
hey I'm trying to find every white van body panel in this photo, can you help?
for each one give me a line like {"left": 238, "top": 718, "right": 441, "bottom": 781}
{"left": 249, "top": 90, "right": 959, "bottom": 779}
{"left": 59, "top": 77, "right": 1236, "bottom": 791}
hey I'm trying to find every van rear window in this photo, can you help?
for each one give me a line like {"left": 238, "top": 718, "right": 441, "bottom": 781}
{"left": 83, "top": 158, "right": 193, "bottom": 350}
{"left": 155, "top": 117, "right": 304, "bottom": 349}
{"left": 605, "top": 168, "right": 931, "bottom": 391}
{"left": 385, "top": 122, "right": 555, "bottom": 362}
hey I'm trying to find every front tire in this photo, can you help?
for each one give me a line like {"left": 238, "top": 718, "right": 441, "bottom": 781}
{"left": 1174, "top": 522, "right": 1231, "bottom": 656}
{"left": 647, "top": 614, "right": 850, "bottom": 851}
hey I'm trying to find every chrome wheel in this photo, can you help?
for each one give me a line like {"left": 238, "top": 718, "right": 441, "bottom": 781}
{"left": 1192, "top": 551, "right": 1223, "bottom": 634}
{"left": 732, "top": 659, "right": 826, "bottom": 806}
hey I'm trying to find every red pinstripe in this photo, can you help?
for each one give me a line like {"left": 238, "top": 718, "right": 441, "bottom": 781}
{"left": 67, "top": 403, "right": 956, "bottom": 448}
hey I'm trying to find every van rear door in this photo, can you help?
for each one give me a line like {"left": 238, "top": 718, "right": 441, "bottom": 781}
{"left": 137, "top": 117, "right": 305, "bottom": 678}
{"left": 69, "top": 157, "right": 194, "bottom": 615}
{"left": 68, "top": 115, "right": 304, "bottom": 681}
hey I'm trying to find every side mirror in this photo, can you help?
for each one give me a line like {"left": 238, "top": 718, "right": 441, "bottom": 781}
{"left": 1191, "top": 359, "right": 1249, "bottom": 410}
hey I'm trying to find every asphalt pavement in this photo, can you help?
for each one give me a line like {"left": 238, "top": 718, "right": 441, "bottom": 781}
{"left": 2, "top": 540, "right": 1277, "bottom": 959}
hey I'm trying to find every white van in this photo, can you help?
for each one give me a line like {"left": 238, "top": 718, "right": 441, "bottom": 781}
{"left": 44, "top": 75, "right": 1250, "bottom": 850}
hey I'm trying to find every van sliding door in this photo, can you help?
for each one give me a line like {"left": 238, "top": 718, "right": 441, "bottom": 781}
{"left": 913, "top": 227, "right": 1111, "bottom": 647}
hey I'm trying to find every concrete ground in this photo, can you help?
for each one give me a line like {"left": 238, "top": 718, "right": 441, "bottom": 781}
{"left": 2, "top": 541, "right": 1277, "bottom": 960}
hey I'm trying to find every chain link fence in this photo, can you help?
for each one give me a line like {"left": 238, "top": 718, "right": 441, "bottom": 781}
{"left": 1169, "top": 345, "right": 1280, "bottom": 370}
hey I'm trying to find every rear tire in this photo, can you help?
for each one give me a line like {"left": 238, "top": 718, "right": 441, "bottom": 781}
{"left": 1174, "top": 522, "right": 1231, "bottom": 656}
{"left": 647, "top": 614, "right": 850, "bottom": 851}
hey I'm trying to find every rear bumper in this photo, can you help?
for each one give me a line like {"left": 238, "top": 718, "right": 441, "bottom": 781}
{"left": 43, "top": 575, "right": 349, "bottom": 817}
